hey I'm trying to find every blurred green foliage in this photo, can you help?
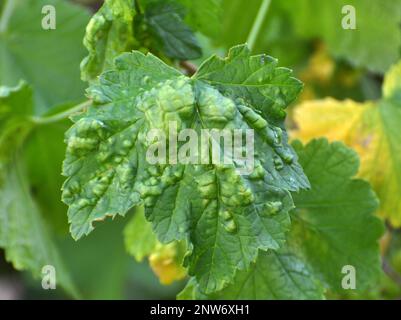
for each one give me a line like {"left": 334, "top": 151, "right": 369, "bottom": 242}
{"left": 1, "top": 0, "right": 401, "bottom": 300}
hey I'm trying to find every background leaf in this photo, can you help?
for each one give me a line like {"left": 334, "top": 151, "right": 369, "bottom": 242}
{"left": 0, "top": 0, "right": 90, "bottom": 113}
{"left": 280, "top": 0, "right": 401, "bottom": 73}
{"left": 180, "top": 139, "right": 384, "bottom": 299}
{"left": 293, "top": 61, "right": 401, "bottom": 227}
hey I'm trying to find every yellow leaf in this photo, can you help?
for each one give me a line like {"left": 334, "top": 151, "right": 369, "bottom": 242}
{"left": 383, "top": 60, "right": 401, "bottom": 99}
{"left": 124, "top": 207, "right": 187, "bottom": 285}
{"left": 300, "top": 43, "right": 335, "bottom": 84}
{"left": 293, "top": 61, "right": 401, "bottom": 226}
{"left": 149, "top": 242, "right": 187, "bottom": 285}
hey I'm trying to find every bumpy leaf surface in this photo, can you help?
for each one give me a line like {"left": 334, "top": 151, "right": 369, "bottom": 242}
{"left": 62, "top": 45, "right": 308, "bottom": 293}
{"left": 293, "top": 61, "right": 401, "bottom": 226}
{"left": 81, "top": 0, "right": 207, "bottom": 82}
{"left": 178, "top": 249, "right": 324, "bottom": 299}
{"left": 80, "top": 0, "right": 136, "bottom": 82}
{"left": 180, "top": 139, "right": 383, "bottom": 299}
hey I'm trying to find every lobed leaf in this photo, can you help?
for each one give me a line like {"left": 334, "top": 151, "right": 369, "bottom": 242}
{"left": 293, "top": 61, "right": 401, "bottom": 227}
{"left": 291, "top": 139, "right": 384, "bottom": 292}
{"left": 141, "top": 1, "right": 202, "bottom": 60}
{"left": 180, "top": 139, "right": 383, "bottom": 299}
{"left": 62, "top": 45, "right": 308, "bottom": 293}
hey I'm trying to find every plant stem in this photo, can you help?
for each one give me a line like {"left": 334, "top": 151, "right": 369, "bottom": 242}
{"left": 0, "top": 0, "right": 16, "bottom": 34}
{"left": 383, "top": 258, "right": 401, "bottom": 287}
{"left": 31, "top": 100, "right": 92, "bottom": 125}
{"left": 180, "top": 61, "right": 198, "bottom": 76}
{"left": 246, "top": 0, "right": 271, "bottom": 51}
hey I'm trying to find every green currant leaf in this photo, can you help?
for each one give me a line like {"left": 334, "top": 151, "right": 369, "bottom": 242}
{"left": 176, "top": 0, "right": 222, "bottom": 39}
{"left": 180, "top": 139, "right": 384, "bottom": 299}
{"left": 290, "top": 138, "right": 384, "bottom": 292}
{"left": 80, "top": 0, "right": 136, "bottom": 82}
{"left": 178, "top": 249, "right": 325, "bottom": 300}
{"left": 195, "top": 45, "right": 303, "bottom": 123}
{"left": 62, "top": 45, "right": 308, "bottom": 294}
{"left": 138, "top": 1, "right": 202, "bottom": 60}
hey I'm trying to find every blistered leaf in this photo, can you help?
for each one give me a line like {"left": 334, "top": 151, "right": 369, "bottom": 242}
{"left": 80, "top": 0, "right": 136, "bottom": 82}
{"left": 180, "top": 139, "right": 383, "bottom": 299}
{"left": 179, "top": 249, "right": 324, "bottom": 300}
{"left": 195, "top": 45, "right": 303, "bottom": 121}
{"left": 62, "top": 45, "right": 308, "bottom": 294}
{"left": 293, "top": 61, "right": 401, "bottom": 226}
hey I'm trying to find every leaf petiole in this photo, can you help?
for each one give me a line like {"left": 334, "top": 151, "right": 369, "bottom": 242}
{"left": 0, "top": 0, "right": 17, "bottom": 34}
{"left": 31, "top": 100, "right": 92, "bottom": 125}
{"left": 246, "top": 0, "right": 271, "bottom": 51}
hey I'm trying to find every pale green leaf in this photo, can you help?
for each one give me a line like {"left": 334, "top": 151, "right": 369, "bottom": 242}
{"left": 0, "top": 81, "right": 77, "bottom": 296}
{"left": 280, "top": 0, "right": 401, "bottom": 73}
{"left": 0, "top": 0, "right": 90, "bottom": 113}
{"left": 124, "top": 206, "right": 158, "bottom": 262}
